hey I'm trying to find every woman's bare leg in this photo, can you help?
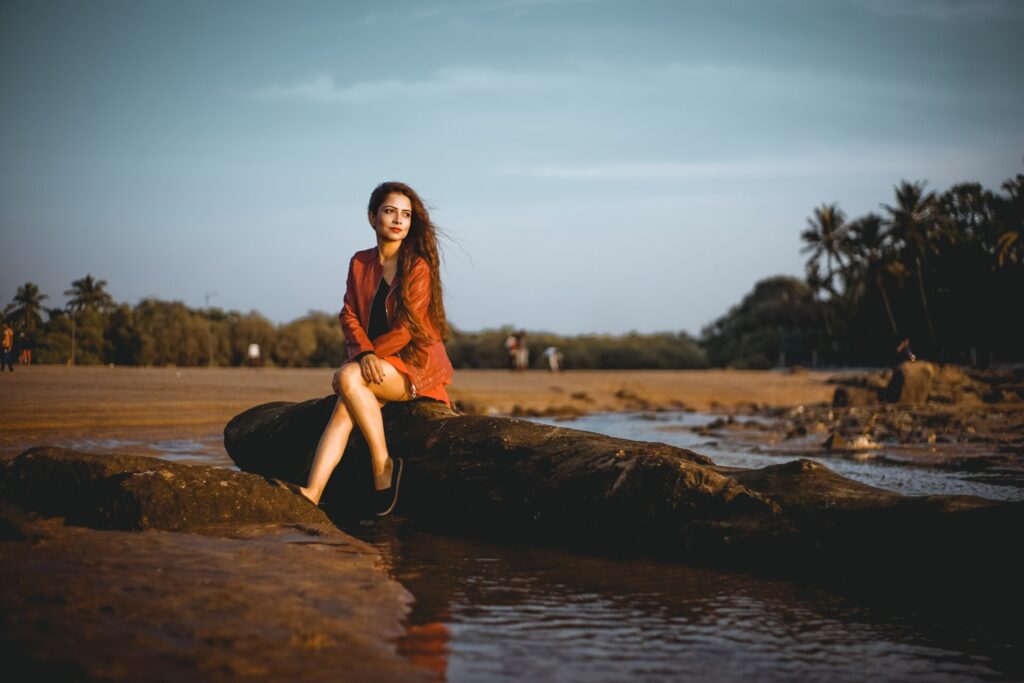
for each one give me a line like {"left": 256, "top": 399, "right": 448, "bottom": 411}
{"left": 300, "top": 396, "right": 355, "bottom": 504}
{"left": 336, "top": 361, "right": 411, "bottom": 490}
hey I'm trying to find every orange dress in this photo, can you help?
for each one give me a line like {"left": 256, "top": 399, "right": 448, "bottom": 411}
{"left": 340, "top": 248, "right": 454, "bottom": 406}
{"left": 380, "top": 354, "right": 450, "bottom": 405}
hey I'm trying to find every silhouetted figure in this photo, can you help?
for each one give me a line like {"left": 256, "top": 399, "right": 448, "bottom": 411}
{"left": 18, "top": 331, "right": 32, "bottom": 365}
{"left": 896, "top": 337, "right": 916, "bottom": 363}
{"left": 2, "top": 324, "right": 14, "bottom": 372}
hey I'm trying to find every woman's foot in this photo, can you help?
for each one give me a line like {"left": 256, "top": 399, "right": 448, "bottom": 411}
{"left": 270, "top": 478, "right": 319, "bottom": 507}
{"left": 374, "top": 457, "right": 403, "bottom": 517}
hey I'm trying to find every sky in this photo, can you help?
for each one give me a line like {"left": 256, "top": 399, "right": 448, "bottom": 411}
{"left": 2, "top": 0, "right": 1022, "bottom": 335}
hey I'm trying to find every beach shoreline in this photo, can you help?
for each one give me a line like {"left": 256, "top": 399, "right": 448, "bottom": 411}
{"left": 0, "top": 365, "right": 834, "bottom": 460}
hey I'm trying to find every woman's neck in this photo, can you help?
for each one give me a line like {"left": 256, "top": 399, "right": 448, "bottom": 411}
{"left": 376, "top": 239, "right": 401, "bottom": 263}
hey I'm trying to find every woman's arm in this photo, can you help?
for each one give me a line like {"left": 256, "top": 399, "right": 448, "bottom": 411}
{"left": 338, "top": 256, "right": 376, "bottom": 356}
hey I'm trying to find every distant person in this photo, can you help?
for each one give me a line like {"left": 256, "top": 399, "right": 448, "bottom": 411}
{"left": 1, "top": 323, "right": 14, "bottom": 372}
{"left": 18, "top": 331, "right": 32, "bottom": 365}
{"left": 247, "top": 342, "right": 261, "bottom": 367}
{"left": 276, "top": 181, "right": 454, "bottom": 518}
{"left": 515, "top": 330, "right": 529, "bottom": 370}
{"left": 542, "top": 346, "right": 563, "bottom": 372}
{"left": 504, "top": 332, "right": 519, "bottom": 371}
{"left": 896, "top": 338, "right": 916, "bottom": 363}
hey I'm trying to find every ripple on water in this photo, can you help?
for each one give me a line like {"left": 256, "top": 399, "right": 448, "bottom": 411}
{"left": 358, "top": 524, "right": 1023, "bottom": 683}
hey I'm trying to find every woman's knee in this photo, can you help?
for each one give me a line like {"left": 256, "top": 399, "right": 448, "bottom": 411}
{"left": 338, "top": 362, "right": 367, "bottom": 398}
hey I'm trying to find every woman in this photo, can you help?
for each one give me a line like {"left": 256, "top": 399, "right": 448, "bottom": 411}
{"left": 287, "top": 181, "right": 454, "bottom": 516}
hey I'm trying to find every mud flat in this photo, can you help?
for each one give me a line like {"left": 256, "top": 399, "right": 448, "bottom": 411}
{"left": 0, "top": 366, "right": 833, "bottom": 460}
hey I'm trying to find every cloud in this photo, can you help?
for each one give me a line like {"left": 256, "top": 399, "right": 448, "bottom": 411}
{"left": 249, "top": 66, "right": 567, "bottom": 103}
{"left": 860, "top": 0, "right": 1024, "bottom": 21}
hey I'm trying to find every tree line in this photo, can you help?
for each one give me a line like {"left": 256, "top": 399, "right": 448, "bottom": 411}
{"left": 4, "top": 171, "right": 1020, "bottom": 369}
{"left": 1, "top": 275, "right": 707, "bottom": 369}
{"left": 702, "top": 172, "right": 1023, "bottom": 368}
{"left": 1, "top": 275, "right": 347, "bottom": 367}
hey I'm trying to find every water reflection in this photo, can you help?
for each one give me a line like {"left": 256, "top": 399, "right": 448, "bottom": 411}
{"left": 354, "top": 521, "right": 1022, "bottom": 682}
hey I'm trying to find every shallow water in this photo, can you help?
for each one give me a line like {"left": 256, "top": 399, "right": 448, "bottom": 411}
{"left": 345, "top": 411, "right": 1023, "bottom": 682}
{"left": 59, "top": 435, "right": 228, "bottom": 466}
{"left": 532, "top": 411, "right": 1024, "bottom": 501}
{"left": 356, "top": 522, "right": 1021, "bottom": 682}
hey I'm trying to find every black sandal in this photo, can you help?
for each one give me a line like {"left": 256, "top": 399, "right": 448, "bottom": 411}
{"left": 375, "top": 458, "right": 404, "bottom": 517}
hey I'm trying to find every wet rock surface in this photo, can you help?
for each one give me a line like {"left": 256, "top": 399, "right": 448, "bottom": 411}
{"left": 224, "top": 398, "right": 1024, "bottom": 592}
{"left": 696, "top": 365, "right": 1024, "bottom": 475}
{"left": 0, "top": 446, "right": 330, "bottom": 530}
{"left": 830, "top": 361, "right": 1020, "bottom": 407}
{"left": 0, "top": 448, "right": 424, "bottom": 682}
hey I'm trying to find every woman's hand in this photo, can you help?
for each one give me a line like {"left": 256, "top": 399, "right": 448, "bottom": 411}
{"left": 359, "top": 353, "right": 386, "bottom": 385}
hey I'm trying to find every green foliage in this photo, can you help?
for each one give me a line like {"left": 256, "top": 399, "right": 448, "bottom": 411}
{"left": 701, "top": 277, "right": 819, "bottom": 369}
{"left": 35, "top": 313, "right": 72, "bottom": 364}
{"left": 1, "top": 279, "right": 356, "bottom": 367}
{"left": 4, "top": 282, "right": 48, "bottom": 332}
{"left": 64, "top": 274, "right": 114, "bottom": 313}
{"left": 786, "top": 171, "right": 1024, "bottom": 366}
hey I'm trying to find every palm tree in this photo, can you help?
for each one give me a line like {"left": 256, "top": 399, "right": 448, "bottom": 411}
{"left": 881, "top": 180, "right": 941, "bottom": 350}
{"left": 995, "top": 174, "right": 1023, "bottom": 267}
{"left": 800, "top": 203, "right": 848, "bottom": 298}
{"left": 4, "top": 282, "right": 48, "bottom": 332}
{"left": 846, "top": 213, "right": 899, "bottom": 337}
{"left": 64, "top": 275, "right": 114, "bottom": 313}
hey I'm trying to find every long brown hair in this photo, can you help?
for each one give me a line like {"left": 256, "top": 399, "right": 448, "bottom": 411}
{"left": 368, "top": 181, "right": 449, "bottom": 350}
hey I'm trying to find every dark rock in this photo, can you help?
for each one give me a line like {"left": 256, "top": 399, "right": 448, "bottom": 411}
{"left": 224, "top": 398, "right": 1024, "bottom": 589}
{"left": 835, "top": 362, "right": 995, "bottom": 406}
{"left": 511, "top": 404, "right": 587, "bottom": 419}
{"left": 226, "top": 399, "right": 750, "bottom": 555}
{"left": 0, "top": 449, "right": 420, "bottom": 681}
{"left": 832, "top": 385, "right": 878, "bottom": 407}
{"left": 882, "top": 361, "right": 936, "bottom": 403}
{"left": 0, "top": 447, "right": 330, "bottom": 531}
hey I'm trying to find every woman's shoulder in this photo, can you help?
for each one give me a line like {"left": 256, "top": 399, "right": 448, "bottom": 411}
{"left": 351, "top": 247, "right": 377, "bottom": 264}
{"left": 348, "top": 247, "right": 379, "bottom": 273}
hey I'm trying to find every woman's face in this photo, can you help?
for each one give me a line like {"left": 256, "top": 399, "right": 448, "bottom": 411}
{"left": 369, "top": 192, "right": 413, "bottom": 244}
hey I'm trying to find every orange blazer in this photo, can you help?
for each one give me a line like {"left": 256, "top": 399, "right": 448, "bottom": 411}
{"left": 338, "top": 247, "right": 454, "bottom": 397}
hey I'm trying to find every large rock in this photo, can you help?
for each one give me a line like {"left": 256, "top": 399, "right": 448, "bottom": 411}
{"left": 0, "top": 517, "right": 421, "bottom": 682}
{"left": 224, "top": 398, "right": 1024, "bottom": 588}
{"left": 833, "top": 362, "right": 996, "bottom": 406}
{"left": 0, "top": 449, "right": 422, "bottom": 681}
{"left": 882, "top": 361, "right": 937, "bottom": 403}
{"left": 0, "top": 447, "right": 329, "bottom": 531}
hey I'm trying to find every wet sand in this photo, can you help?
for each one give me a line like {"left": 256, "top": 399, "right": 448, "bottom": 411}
{"left": 0, "top": 366, "right": 832, "bottom": 461}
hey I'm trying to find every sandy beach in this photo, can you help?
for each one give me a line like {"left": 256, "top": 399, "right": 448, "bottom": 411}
{"left": 0, "top": 366, "right": 833, "bottom": 460}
